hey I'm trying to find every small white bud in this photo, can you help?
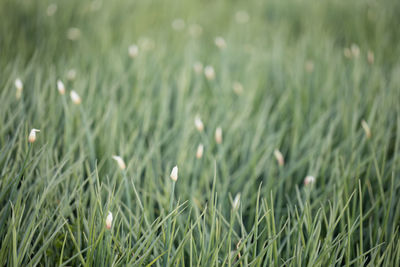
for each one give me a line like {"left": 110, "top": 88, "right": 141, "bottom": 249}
{"left": 351, "top": 43, "right": 360, "bottom": 58}
{"left": 304, "top": 175, "right": 316, "bottom": 186}
{"left": 46, "top": 4, "right": 57, "bottom": 16}
{"left": 196, "top": 144, "right": 204, "bottom": 159}
{"left": 305, "top": 60, "right": 314, "bottom": 73}
{"left": 28, "top": 129, "right": 40, "bottom": 143}
{"left": 274, "top": 149, "right": 284, "bottom": 166}
{"left": 232, "top": 193, "right": 241, "bottom": 210}
{"left": 170, "top": 165, "right": 178, "bottom": 182}
{"left": 188, "top": 24, "right": 203, "bottom": 38}
{"left": 361, "top": 120, "right": 371, "bottom": 139}
{"left": 235, "top": 10, "right": 250, "bottom": 24}
{"left": 57, "top": 80, "right": 65, "bottom": 95}
{"left": 233, "top": 81, "right": 243, "bottom": 95}
{"left": 204, "top": 66, "right": 215, "bottom": 80}
{"left": 194, "top": 116, "right": 204, "bottom": 132}
{"left": 67, "top": 27, "right": 81, "bottom": 41}
{"left": 70, "top": 90, "right": 81, "bottom": 105}
{"left": 171, "top": 18, "right": 185, "bottom": 31}
{"left": 215, "top": 36, "right": 227, "bottom": 49}
{"left": 128, "top": 44, "right": 139, "bottom": 58}
{"left": 367, "top": 50, "right": 374, "bottom": 64}
{"left": 105, "top": 211, "right": 113, "bottom": 229}
{"left": 193, "top": 62, "right": 203, "bottom": 74}
{"left": 67, "top": 69, "right": 77, "bottom": 81}
{"left": 344, "top": 48, "right": 352, "bottom": 59}
{"left": 215, "top": 127, "right": 222, "bottom": 144}
{"left": 15, "top": 78, "right": 23, "bottom": 99}
{"left": 112, "top": 155, "right": 126, "bottom": 170}
{"left": 138, "top": 37, "right": 155, "bottom": 51}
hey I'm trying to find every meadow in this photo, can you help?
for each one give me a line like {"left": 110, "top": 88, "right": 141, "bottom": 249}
{"left": 1, "top": 0, "right": 400, "bottom": 266}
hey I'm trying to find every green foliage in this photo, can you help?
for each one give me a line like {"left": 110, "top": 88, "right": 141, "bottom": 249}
{"left": 0, "top": 0, "right": 399, "bottom": 266}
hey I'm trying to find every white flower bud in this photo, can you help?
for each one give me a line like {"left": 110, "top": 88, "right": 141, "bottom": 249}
{"left": 304, "top": 175, "right": 316, "bottom": 186}
{"left": 188, "top": 24, "right": 203, "bottom": 38}
{"left": 351, "top": 43, "right": 360, "bottom": 58}
{"left": 344, "top": 48, "right": 352, "bottom": 59}
{"left": 215, "top": 127, "right": 222, "bottom": 144}
{"left": 193, "top": 62, "right": 203, "bottom": 74}
{"left": 70, "top": 90, "right": 81, "bottom": 105}
{"left": 232, "top": 193, "right": 241, "bottom": 210}
{"left": 57, "top": 80, "right": 65, "bottom": 95}
{"left": 235, "top": 10, "right": 249, "bottom": 24}
{"left": 195, "top": 116, "right": 204, "bottom": 132}
{"left": 138, "top": 37, "right": 155, "bottom": 51}
{"left": 67, "top": 69, "right": 77, "bottom": 81}
{"left": 67, "top": 27, "right": 81, "bottom": 41}
{"left": 128, "top": 44, "right": 139, "bottom": 58}
{"left": 171, "top": 18, "right": 185, "bottom": 31}
{"left": 196, "top": 144, "right": 204, "bottom": 159}
{"left": 361, "top": 120, "right": 371, "bottom": 139}
{"left": 215, "top": 37, "right": 227, "bottom": 49}
{"left": 106, "top": 211, "right": 113, "bottom": 229}
{"left": 46, "top": 4, "right": 57, "bottom": 16}
{"left": 112, "top": 155, "right": 126, "bottom": 170}
{"left": 28, "top": 129, "right": 40, "bottom": 143}
{"left": 274, "top": 149, "right": 284, "bottom": 166}
{"left": 367, "top": 50, "right": 374, "bottom": 64}
{"left": 170, "top": 165, "right": 178, "bottom": 181}
{"left": 15, "top": 78, "right": 23, "bottom": 99}
{"left": 204, "top": 66, "right": 215, "bottom": 81}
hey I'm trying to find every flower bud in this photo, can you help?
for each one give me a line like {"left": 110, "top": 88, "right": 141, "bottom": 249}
{"left": 70, "top": 90, "right": 81, "bottom": 105}
{"left": 15, "top": 78, "right": 23, "bottom": 99}
{"left": 215, "top": 37, "right": 227, "bottom": 49}
{"left": 67, "top": 69, "right": 77, "bottom": 81}
{"left": 304, "top": 175, "right": 316, "bottom": 186}
{"left": 344, "top": 48, "right": 352, "bottom": 59}
{"left": 106, "top": 211, "right": 113, "bottom": 229}
{"left": 112, "top": 155, "right": 126, "bottom": 170}
{"left": 215, "top": 127, "right": 222, "bottom": 144}
{"left": 67, "top": 27, "right": 81, "bottom": 41}
{"left": 188, "top": 24, "right": 203, "bottom": 38}
{"left": 170, "top": 165, "right": 178, "bottom": 181}
{"left": 171, "top": 18, "right": 185, "bottom": 31}
{"left": 57, "top": 80, "right": 65, "bottom": 95}
{"left": 204, "top": 66, "right": 215, "bottom": 80}
{"left": 193, "top": 62, "right": 203, "bottom": 74}
{"left": 232, "top": 193, "right": 241, "bottom": 210}
{"left": 195, "top": 116, "right": 204, "bottom": 132}
{"left": 138, "top": 37, "right": 155, "bottom": 51}
{"left": 196, "top": 144, "right": 204, "bottom": 159}
{"left": 235, "top": 10, "right": 249, "bottom": 24}
{"left": 351, "top": 43, "right": 360, "bottom": 58}
{"left": 233, "top": 81, "right": 243, "bottom": 95}
{"left": 274, "top": 149, "right": 284, "bottom": 166}
{"left": 367, "top": 50, "right": 374, "bottom": 64}
{"left": 28, "top": 129, "right": 40, "bottom": 143}
{"left": 128, "top": 44, "right": 139, "bottom": 58}
{"left": 361, "top": 119, "right": 371, "bottom": 139}
{"left": 46, "top": 3, "right": 57, "bottom": 16}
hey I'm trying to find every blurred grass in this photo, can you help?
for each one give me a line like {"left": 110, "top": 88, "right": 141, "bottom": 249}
{"left": 0, "top": 0, "right": 400, "bottom": 266}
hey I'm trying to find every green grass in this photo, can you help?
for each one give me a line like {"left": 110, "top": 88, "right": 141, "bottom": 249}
{"left": 1, "top": 0, "right": 400, "bottom": 266}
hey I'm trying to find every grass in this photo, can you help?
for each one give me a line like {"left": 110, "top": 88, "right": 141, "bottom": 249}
{"left": 1, "top": 0, "right": 400, "bottom": 266}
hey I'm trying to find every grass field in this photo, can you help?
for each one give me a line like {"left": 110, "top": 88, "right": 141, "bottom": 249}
{"left": 1, "top": 0, "right": 400, "bottom": 266}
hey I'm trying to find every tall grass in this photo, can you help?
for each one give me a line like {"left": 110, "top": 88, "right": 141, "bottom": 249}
{"left": 0, "top": 0, "right": 400, "bottom": 266}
